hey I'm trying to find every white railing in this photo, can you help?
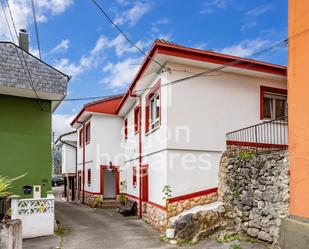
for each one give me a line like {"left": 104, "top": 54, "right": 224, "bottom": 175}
{"left": 11, "top": 193, "right": 55, "bottom": 239}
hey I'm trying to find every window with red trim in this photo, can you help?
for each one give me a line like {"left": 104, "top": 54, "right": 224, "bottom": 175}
{"left": 145, "top": 80, "right": 161, "bottom": 133}
{"left": 87, "top": 169, "right": 91, "bottom": 185}
{"left": 79, "top": 128, "right": 84, "bottom": 147}
{"left": 124, "top": 118, "right": 128, "bottom": 140}
{"left": 133, "top": 166, "right": 137, "bottom": 187}
{"left": 134, "top": 106, "right": 140, "bottom": 133}
{"left": 85, "top": 123, "right": 91, "bottom": 143}
{"left": 260, "top": 86, "right": 287, "bottom": 120}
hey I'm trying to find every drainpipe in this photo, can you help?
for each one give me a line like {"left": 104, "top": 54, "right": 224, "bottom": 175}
{"left": 59, "top": 137, "right": 77, "bottom": 201}
{"left": 130, "top": 91, "right": 143, "bottom": 218}
{"left": 77, "top": 121, "right": 86, "bottom": 204}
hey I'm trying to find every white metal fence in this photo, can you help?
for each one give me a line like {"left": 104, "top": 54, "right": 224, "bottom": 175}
{"left": 11, "top": 194, "right": 55, "bottom": 239}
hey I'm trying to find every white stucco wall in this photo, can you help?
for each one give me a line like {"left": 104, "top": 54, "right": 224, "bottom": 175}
{"left": 76, "top": 114, "right": 124, "bottom": 193}
{"left": 61, "top": 144, "right": 76, "bottom": 174}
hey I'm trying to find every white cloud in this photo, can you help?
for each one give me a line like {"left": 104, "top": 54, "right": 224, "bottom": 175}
{"left": 219, "top": 39, "right": 269, "bottom": 57}
{"left": 101, "top": 57, "right": 143, "bottom": 89}
{"left": 54, "top": 35, "right": 107, "bottom": 77}
{"left": 50, "top": 39, "right": 70, "bottom": 54}
{"left": 240, "top": 21, "right": 257, "bottom": 32}
{"left": 114, "top": 1, "right": 151, "bottom": 26}
{"left": 200, "top": 0, "right": 231, "bottom": 14}
{"left": 246, "top": 4, "right": 272, "bottom": 17}
{"left": 52, "top": 113, "right": 74, "bottom": 137}
{"left": 0, "top": 0, "right": 73, "bottom": 41}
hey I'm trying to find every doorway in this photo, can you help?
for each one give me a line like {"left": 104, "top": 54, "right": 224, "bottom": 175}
{"left": 100, "top": 166, "right": 120, "bottom": 200}
{"left": 104, "top": 169, "right": 116, "bottom": 199}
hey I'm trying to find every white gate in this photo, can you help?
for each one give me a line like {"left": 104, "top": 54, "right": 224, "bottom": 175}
{"left": 11, "top": 194, "right": 55, "bottom": 239}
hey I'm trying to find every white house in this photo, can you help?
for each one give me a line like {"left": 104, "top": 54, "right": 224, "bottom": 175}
{"left": 55, "top": 131, "right": 77, "bottom": 201}
{"left": 70, "top": 95, "right": 124, "bottom": 206}
{"left": 68, "top": 40, "right": 287, "bottom": 232}
{"left": 116, "top": 40, "right": 287, "bottom": 231}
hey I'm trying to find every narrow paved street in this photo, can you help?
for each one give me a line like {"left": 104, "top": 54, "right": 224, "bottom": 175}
{"left": 24, "top": 187, "right": 267, "bottom": 249}
{"left": 55, "top": 201, "right": 173, "bottom": 249}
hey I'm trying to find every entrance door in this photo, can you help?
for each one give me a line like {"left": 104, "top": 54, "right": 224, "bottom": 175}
{"left": 141, "top": 165, "right": 149, "bottom": 202}
{"left": 103, "top": 169, "right": 116, "bottom": 199}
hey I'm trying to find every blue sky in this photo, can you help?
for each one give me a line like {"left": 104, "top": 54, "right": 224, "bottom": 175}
{"left": 0, "top": 0, "right": 288, "bottom": 135}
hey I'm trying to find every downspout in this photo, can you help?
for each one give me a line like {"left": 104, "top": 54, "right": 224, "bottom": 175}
{"left": 130, "top": 92, "right": 143, "bottom": 218}
{"left": 77, "top": 121, "right": 86, "bottom": 204}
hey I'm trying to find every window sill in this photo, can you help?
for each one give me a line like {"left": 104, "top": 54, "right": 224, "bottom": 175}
{"left": 135, "top": 130, "right": 140, "bottom": 135}
{"left": 145, "top": 125, "right": 161, "bottom": 136}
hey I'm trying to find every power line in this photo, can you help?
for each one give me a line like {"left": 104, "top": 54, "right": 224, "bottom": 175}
{"left": 31, "top": 0, "right": 42, "bottom": 59}
{"left": 4, "top": 0, "right": 43, "bottom": 110}
{"left": 50, "top": 38, "right": 287, "bottom": 102}
{"left": 132, "top": 38, "right": 288, "bottom": 93}
{"left": 90, "top": 0, "right": 170, "bottom": 72}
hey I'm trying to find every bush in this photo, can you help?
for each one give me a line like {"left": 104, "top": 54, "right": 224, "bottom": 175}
{"left": 119, "top": 193, "right": 126, "bottom": 205}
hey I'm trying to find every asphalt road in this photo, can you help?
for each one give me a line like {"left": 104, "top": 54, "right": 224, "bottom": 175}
{"left": 55, "top": 201, "right": 174, "bottom": 249}
{"left": 24, "top": 187, "right": 267, "bottom": 249}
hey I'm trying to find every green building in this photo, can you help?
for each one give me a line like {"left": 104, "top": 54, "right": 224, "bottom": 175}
{"left": 0, "top": 34, "right": 69, "bottom": 198}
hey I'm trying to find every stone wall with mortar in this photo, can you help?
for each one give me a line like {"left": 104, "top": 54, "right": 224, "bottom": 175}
{"left": 167, "top": 192, "right": 218, "bottom": 219}
{"left": 218, "top": 150, "right": 289, "bottom": 245}
{"left": 142, "top": 203, "right": 167, "bottom": 232}
{"left": 80, "top": 191, "right": 102, "bottom": 207}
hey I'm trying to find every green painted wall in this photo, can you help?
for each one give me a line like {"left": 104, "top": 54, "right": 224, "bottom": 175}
{"left": 0, "top": 94, "right": 52, "bottom": 197}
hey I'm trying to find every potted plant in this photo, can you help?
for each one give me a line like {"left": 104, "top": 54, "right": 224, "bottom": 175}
{"left": 0, "top": 174, "right": 26, "bottom": 221}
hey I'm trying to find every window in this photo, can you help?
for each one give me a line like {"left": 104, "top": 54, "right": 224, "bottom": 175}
{"left": 133, "top": 166, "right": 137, "bottom": 187}
{"left": 261, "top": 86, "right": 287, "bottom": 120}
{"left": 85, "top": 123, "right": 91, "bottom": 143}
{"left": 79, "top": 128, "right": 84, "bottom": 147}
{"left": 134, "top": 106, "right": 141, "bottom": 133}
{"left": 145, "top": 80, "right": 161, "bottom": 133}
{"left": 150, "top": 93, "right": 160, "bottom": 129}
{"left": 124, "top": 118, "right": 128, "bottom": 140}
{"left": 87, "top": 169, "right": 91, "bottom": 185}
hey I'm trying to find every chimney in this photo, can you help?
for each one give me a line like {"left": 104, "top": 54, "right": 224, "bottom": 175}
{"left": 18, "top": 29, "right": 29, "bottom": 52}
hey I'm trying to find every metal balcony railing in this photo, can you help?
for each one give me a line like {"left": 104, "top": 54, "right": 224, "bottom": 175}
{"left": 226, "top": 116, "right": 288, "bottom": 155}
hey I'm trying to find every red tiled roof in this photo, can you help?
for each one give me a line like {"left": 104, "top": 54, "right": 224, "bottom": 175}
{"left": 71, "top": 95, "right": 123, "bottom": 126}
{"left": 116, "top": 40, "right": 287, "bottom": 114}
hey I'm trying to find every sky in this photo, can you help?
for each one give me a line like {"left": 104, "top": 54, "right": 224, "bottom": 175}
{"left": 0, "top": 0, "right": 288, "bottom": 137}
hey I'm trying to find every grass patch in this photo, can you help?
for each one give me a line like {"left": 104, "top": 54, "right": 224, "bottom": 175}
{"left": 55, "top": 226, "right": 65, "bottom": 249}
{"left": 229, "top": 243, "right": 243, "bottom": 249}
{"left": 217, "top": 234, "right": 258, "bottom": 244}
{"left": 238, "top": 152, "right": 255, "bottom": 160}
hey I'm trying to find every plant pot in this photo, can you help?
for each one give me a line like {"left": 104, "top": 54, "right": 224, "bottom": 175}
{"left": 0, "top": 196, "right": 10, "bottom": 221}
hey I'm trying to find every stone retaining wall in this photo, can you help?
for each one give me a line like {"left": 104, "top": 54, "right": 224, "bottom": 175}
{"left": 219, "top": 150, "right": 289, "bottom": 245}
{"left": 80, "top": 192, "right": 102, "bottom": 207}
{"left": 143, "top": 203, "right": 167, "bottom": 232}
{"left": 167, "top": 192, "right": 218, "bottom": 218}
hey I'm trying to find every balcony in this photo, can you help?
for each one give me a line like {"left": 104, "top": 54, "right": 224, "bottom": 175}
{"left": 226, "top": 116, "right": 288, "bottom": 156}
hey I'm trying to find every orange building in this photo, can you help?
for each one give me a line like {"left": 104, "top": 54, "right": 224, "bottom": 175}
{"left": 281, "top": 0, "right": 309, "bottom": 247}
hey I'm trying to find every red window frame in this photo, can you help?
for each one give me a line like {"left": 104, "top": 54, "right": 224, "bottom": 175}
{"left": 124, "top": 118, "right": 128, "bottom": 140}
{"left": 133, "top": 166, "right": 137, "bottom": 187}
{"left": 134, "top": 106, "right": 141, "bottom": 133}
{"left": 79, "top": 128, "right": 84, "bottom": 147}
{"left": 87, "top": 169, "right": 91, "bottom": 185}
{"left": 260, "top": 86, "right": 287, "bottom": 120}
{"left": 145, "top": 80, "right": 161, "bottom": 133}
{"left": 85, "top": 122, "right": 91, "bottom": 144}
